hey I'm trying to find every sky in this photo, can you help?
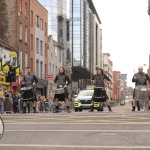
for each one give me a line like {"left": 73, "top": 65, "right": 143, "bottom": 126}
{"left": 92, "top": 0, "right": 150, "bottom": 87}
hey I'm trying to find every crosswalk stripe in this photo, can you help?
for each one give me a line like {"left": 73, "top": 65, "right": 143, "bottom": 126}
{"left": 4, "top": 129, "right": 150, "bottom": 132}
{"left": 0, "top": 144, "right": 150, "bottom": 149}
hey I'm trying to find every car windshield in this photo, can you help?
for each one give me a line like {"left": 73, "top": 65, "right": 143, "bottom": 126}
{"left": 78, "top": 90, "right": 94, "bottom": 97}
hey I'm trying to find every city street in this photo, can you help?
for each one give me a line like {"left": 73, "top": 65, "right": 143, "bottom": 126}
{"left": 0, "top": 101, "right": 150, "bottom": 150}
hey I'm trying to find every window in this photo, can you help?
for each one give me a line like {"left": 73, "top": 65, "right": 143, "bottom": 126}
{"left": 25, "top": 52, "right": 28, "bottom": 68}
{"left": 31, "top": 34, "right": 33, "bottom": 50}
{"left": 45, "top": 22, "right": 47, "bottom": 36}
{"left": 19, "top": 0, "right": 22, "bottom": 12}
{"left": 55, "top": 47, "right": 57, "bottom": 56}
{"left": 45, "top": 64, "right": 47, "bottom": 78}
{"left": 40, "top": 40, "right": 43, "bottom": 55}
{"left": 31, "top": 11, "right": 33, "bottom": 26}
{"left": 19, "top": 23, "right": 22, "bottom": 40}
{"left": 66, "top": 20, "right": 69, "bottom": 41}
{"left": 36, "top": 15, "right": 39, "bottom": 27}
{"left": 67, "top": 49, "right": 70, "bottom": 60}
{"left": 59, "top": 49, "right": 61, "bottom": 62}
{"left": 31, "top": 58, "right": 33, "bottom": 71}
{"left": 45, "top": 43, "right": 47, "bottom": 57}
{"left": 25, "top": 27, "right": 28, "bottom": 43}
{"left": 25, "top": 2, "right": 27, "bottom": 16}
{"left": 36, "top": 59, "right": 39, "bottom": 77}
{"left": 19, "top": 51, "right": 22, "bottom": 69}
{"left": 49, "top": 63, "right": 51, "bottom": 73}
{"left": 36, "top": 38, "right": 39, "bottom": 53}
{"left": 40, "top": 19, "right": 43, "bottom": 30}
{"left": 40, "top": 61, "right": 43, "bottom": 78}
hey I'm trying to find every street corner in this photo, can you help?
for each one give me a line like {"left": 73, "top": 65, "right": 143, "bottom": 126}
{"left": 0, "top": 116, "right": 4, "bottom": 140}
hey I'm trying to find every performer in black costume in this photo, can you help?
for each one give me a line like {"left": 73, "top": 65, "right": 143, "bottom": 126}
{"left": 22, "top": 67, "right": 38, "bottom": 113}
{"left": 53, "top": 67, "right": 71, "bottom": 113}
{"left": 132, "top": 66, "right": 150, "bottom": 111}
{"left": 89, "top": 68, "right": 112, "bottom": 112}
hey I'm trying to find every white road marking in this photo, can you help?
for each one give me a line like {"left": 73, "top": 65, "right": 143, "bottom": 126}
{"left": 0, "top": 144, "right": 150, "bottom": 149}
{"left": 4, "top": 129, "right": 150, "bottom": 132}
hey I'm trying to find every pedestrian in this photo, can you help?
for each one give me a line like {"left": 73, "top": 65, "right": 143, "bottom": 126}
{"left": 49, "top": 97, "right": 55, "bottom": 112}
{"left": 89, "top": 68, "right": 112, "bottom": 112}
{"left": 12, "top": 92, "right": 19, "bottom": 113}
{"left": 53, "top": 67, "right": 71, "bottom": 113}
{"left": 132, "top": 66, "right": 150, "bottom": 111}
{"left": 0, "top": 94, "right": 4, "bottom": 114}
{"left": 21, "top": 67, "right": 38, "bottom": 113}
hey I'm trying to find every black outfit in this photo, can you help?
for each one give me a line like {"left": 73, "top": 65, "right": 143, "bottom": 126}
{"left": 92, "top": 74, "right": 111, "bottom": 101}
{"left": 12, "top": 94, "right": 19, "bottom": 113}
{"left": 132, "top": 72, "right": 150, "bottom": 99}
{"left": 89, "top": 73, "right": 112, "bottom": 112}
{"left": 132, "top": 72, "right": 150, "bottom": 111}
{"left": 54, "top": 73, "right": 71, "bottom": 101}
{"left": 53, "top": 73, "right": 71, "bottom": 113}
{"left": 22, "top": 73, "right": 38, "bottom": 113}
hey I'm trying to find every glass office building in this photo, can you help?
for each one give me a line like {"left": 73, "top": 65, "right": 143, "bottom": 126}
{"left": 37, "top": 0, "right": 70, "bottom": 43}
{"left": 70, "top": 0, "right": 101, "bottom": 81}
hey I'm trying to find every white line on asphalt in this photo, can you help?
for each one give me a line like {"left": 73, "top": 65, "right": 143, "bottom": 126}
{"left": 0, "top": 144, "right": 150, "bottom": 149}
{"left": 4, "top": 129, "right": 150, "bottom": 132}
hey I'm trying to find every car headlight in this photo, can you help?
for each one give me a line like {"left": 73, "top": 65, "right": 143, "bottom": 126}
{"left": 75, "top": 98, "right": 80, "bottom": 102}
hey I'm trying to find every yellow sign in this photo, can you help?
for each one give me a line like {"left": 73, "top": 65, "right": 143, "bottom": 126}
{"left": 0, "top": 59, "right": 2, "bottom": 71}
{"left": 15, "top": 66, "right": 20, "bottom": 76}
{"left": 9, "top": 51, "right": 17, "bottom": 57}
{"left": 2, "top": 61, "right": 10, "bottom": 74}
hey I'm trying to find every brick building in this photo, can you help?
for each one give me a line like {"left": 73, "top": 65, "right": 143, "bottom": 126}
{"left": 112, "top": 71, "right": 121, "bottom": 100}
{"left": 0, "top": 0, "right": 30, "bottom": 69}
{"left": 0, "top": 0, "right": 49, "bottom": 95}
{"left": 30, "top": 0, "right": 48, "bottom": 96}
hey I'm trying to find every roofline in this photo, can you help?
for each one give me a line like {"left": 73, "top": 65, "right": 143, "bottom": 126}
{"left": 36, "top": 0, "right": 48, "bottom": 12}
{"left": 87, "top": 0, "right": 101, "bottom": 24}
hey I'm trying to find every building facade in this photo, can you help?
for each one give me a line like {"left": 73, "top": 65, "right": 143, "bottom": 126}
{"left": 0, "top": 0, "right": 31, "bottom": 92}
{"left": 70, "top": 0, "right": 102, "bottom": 92}
{"left": 0, "top": 0, "right": 30, "bottom": 70}
{"left": 103, "top": 53, "right": 113, "bottom": 99}
{"left": 30, "top": 0, "right": 48, "bottom": 96}
{"left": 112, "top": 71, "right": 121, "bottom": 100}
{"left": 47, "top": 35, "right": 67, "bottom": 97}
{"left": 0, "top": 0, "right": 49, "bottom": 95}
{"left": 37, "top": 0, "right": 71, "bottom": 95}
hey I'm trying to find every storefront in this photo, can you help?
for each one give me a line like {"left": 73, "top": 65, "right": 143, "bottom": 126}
{"left": 36, "top": 79, "right": 48, "bottom": 97}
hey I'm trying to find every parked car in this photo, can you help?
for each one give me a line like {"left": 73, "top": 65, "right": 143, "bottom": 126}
{"left": 74, "top": 89, "right": 103, "bottom": 112}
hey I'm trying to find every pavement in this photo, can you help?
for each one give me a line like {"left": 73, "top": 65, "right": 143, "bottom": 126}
{"left": 0, "top": 101, "right": 150, "bottom": 150}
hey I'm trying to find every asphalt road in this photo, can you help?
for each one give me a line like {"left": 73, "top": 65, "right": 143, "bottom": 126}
{"left": 0, "top": 101, "right": 150, "bottom": 150}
